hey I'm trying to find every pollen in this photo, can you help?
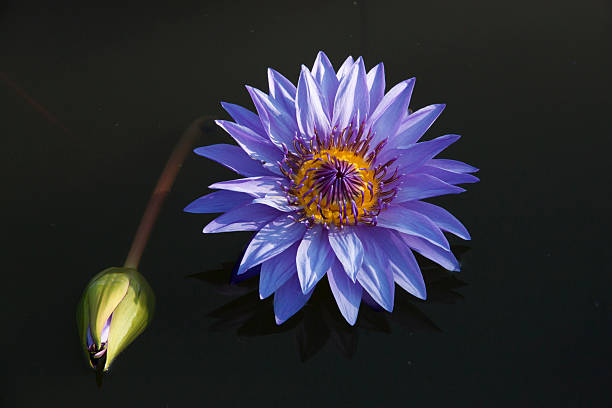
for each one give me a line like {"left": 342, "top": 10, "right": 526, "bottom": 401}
{"left": 279, "top": 122, "right": 400, "bottom": 227}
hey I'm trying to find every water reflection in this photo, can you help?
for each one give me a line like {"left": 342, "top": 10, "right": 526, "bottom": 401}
{"left": 189, "top": 246, "right": 469, "bottom": 361}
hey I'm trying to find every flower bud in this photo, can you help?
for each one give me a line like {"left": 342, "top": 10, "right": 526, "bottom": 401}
{"left": 76, "top": 267, "right": 155, "bottom": 371}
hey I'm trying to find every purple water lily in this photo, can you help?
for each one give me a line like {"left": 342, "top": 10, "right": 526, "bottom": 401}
{"left": 186, "top": 51, "right": 478, "bottom": 325}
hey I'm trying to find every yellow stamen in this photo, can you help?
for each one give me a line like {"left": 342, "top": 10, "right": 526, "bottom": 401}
{"left": 291, "top": 148, "right": 379, "bottom": 226}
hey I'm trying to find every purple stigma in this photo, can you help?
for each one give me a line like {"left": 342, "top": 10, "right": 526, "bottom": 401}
{"left": 311, "top": 158, "right": 363, "bottom": 205}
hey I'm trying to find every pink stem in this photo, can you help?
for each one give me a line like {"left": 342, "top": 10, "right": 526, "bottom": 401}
{"left": 124, "top": 117, "right": 210, "bottom": 269}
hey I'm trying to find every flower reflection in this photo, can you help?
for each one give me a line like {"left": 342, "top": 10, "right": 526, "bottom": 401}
{"left": 190, "top": 246, "right": 469, "bottom": 361}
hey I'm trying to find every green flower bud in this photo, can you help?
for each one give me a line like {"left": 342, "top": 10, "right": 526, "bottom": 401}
{"left": 76, "top": 267, "right": 155, "bottom": 371}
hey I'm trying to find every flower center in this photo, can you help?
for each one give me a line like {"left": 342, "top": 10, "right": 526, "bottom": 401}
{"left": 280, "top": 123, "right": 399, "bottom": 227}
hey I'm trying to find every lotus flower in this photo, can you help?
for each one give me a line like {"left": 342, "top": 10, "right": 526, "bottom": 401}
{"left": 185, "top": 51, "right": 478, "bottom": 325}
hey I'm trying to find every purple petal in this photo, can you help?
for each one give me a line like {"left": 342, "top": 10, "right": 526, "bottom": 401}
{"left": 336, "top": 56, "right": 354, "bottom": 80}
{"left": 252, "top": 193, "right": 294, "bottom": 212}
{"left": 392, "top": 104, "right": 446, "bottom": 147}
{"left": 296, "top": 225, "right": 336, "bottom": 294}
{"left": 231, "top": 263, "right": 261, "bottom": 284}
{"left": 238, "top": 214, "right": 306, "bottom": 274}
{"left": 327, "top": 227, "right": 363, "bottom": 282}
{"left": 327, "top": 258, "right": 362, "bottom": 325}
{"left": 215, "top": 120, "right": 283, "bottom": 164}
{"left": 395, "top": 174, "right": 465, "bottom": 202}
{"left": 377, "top": 205, "right": 450, "bottom": 250}
{"left": 274, "top": 274, "right": 313, "bottom": 325}
{"left": 221, "top": 102, "right": 266, "bottom": 137}
{"left": 184, "top": 190, "right": 252, "bottom": 213}
{"left": 267, "top": 68, "right": 297, "bottom": 115}
{"left": 355, "top": 228, "right": 394, "bottom": 311}
{"left": 311, "top": 51, "right": 339, "bottom": 117}
{"left": 209, "top": 176, "right": 285, "bottom": 198}
{"left": 194, "top": 144, "right": 273, "bottom": 177}
{"left": 268, "top": 68, "right": 297, "bottom": 98}
{"left": 418, "top": 165, "right": 480, "bottom": 185}
{"left": 401, "top": 234, "right": 460, "bottom": 272}
{"left": 427, "top": 158, "right": 479, "bottom": 174}
{"left": 332, "top": 57, "right": 369, "bottom": 130}
{"left": 392, "top": 134, "right": 461, "bottom": 173}
{"left": 368, "top": 78, "right": 415, "bottom": 145}
{"left": 296, "top": 65, "right": 331, "bottom": 138}
{"left": 203, "top": 203, "right": 281, "bottom": 233}
{"left": 401, "top": 200, "right": 471, "bottom": 240}
{"left": 361, "top": 291, "right": 384, "bottom": 311}
{"left": 259, "top": 242, "right": 299, "bottom": 299}
{"left": 366, "top": 62, "right": 385, "bottom": 114}
{"left": 101, "top": 315, "right": 112, "bottom": 343}
{"left": 246, "top": 86, "right": 298, "bottom": 150}
{"left": 373, "top": 228, "right": 426, "bottom": 299}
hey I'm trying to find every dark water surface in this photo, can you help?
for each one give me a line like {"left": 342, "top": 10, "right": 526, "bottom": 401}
{"left": 2, "top": 0, "right": 611, "bottom": 406}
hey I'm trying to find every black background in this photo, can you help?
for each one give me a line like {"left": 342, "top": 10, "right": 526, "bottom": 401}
{"left": 2, "top": 0, "right": 611, "bottom": 406}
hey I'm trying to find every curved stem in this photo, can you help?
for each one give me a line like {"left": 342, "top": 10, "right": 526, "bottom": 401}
{"left": 124, "top": 117, "right": 212, "bottom": 269}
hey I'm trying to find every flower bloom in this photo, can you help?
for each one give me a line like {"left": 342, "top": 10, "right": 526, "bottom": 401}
{"left": 186, "top": 52, "right": 478, "bottom": 325}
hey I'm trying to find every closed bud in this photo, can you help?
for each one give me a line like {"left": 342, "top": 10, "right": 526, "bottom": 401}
{"left": 76, "top": 267, "right": 155, "bottom": 371}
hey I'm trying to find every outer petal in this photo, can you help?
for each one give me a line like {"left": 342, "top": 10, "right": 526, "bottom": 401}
{"left": 296, "top": 225, "right": 336, "bottom": 294}
{"left": 327, "top": 258, "right": 362, "bottom": 325}
{"left": 401, "top": 200, "right": 471, "bottom": 240}
{"left": 395, "top": 174, "right": 465, "bottom": 202}
{"left": 311, "top": 51, "right": 339, "bottom": 116}
{"left": 376, "top": 205, "right": 450, "bottom": 250}
{"left": 374, "top": 228, "right": 426, "bottom": 299}
{"left": 296, "top": 65, "right": 331, "bottom": 138}
{"left": 392, "top": 104, "right": 446, "bottom": 147}
{"left": 418, "top": 165, "right": 480, "bottom": 185}
{"left": 368, "top": 78, "right": 415, "bottom": 146}
{"left": 327, "top": 227, "right": 363, "bottom": 281}
{"left": 401, "top": 234, "right": 460, "bottom": 272}
{"left": 427, "top": 158, "right": 479, "bottom": 174}
{"left": 259, "top": 242, "right": 299, "bottom": 299}
{"left": 252, "top": 192, "right": 295, "bottom": 212}
{"left": 193, "top": 144, "right": 273, "bottom": 177}
{"left": 221, "top": 102, "right": 267, "bottom": 137}
{"left": 104, "top": 268, "right": 154, "bottom": 371}
{"left": 267, "top": 68, "right": 297, "bottom": 115}
{"left": 230, "top": 263, "right": 261, "bottom": 284}
{"left": 392, "top": 134, "right": 461, "bottom": 173}
{"left": 332, "top": 57, "right": 369, "bottom": 130}
{"left": 366, "top": 62, "right": 385, "bottom": 114}
{"left": 215, "top": 120, "right": 283, "bottom": 164}
{"left": 209, "top": 176, "right": 285, "bottom": 198}
{"left": 184, "top": 190, "right": 253, "bottom": 213}
{"left": 274, "top": 274, "right": 313, "bottom": 324}
{"left": 246, "top": 86, "right": 298, "bottom": 150}
{"left": 203, "top": 203, "right": 281, "bottom": 233}
{"left": 355, "top": 228, "right": 394, "bottom": 311}
{"left": 336, "top": 56, "right": 354, "bottom": 80}
{"left": 85, "top": 271, "right": 130, "bottom": 347}
{"left": 238, "top": 214, "right": 306, "bottom": 274}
